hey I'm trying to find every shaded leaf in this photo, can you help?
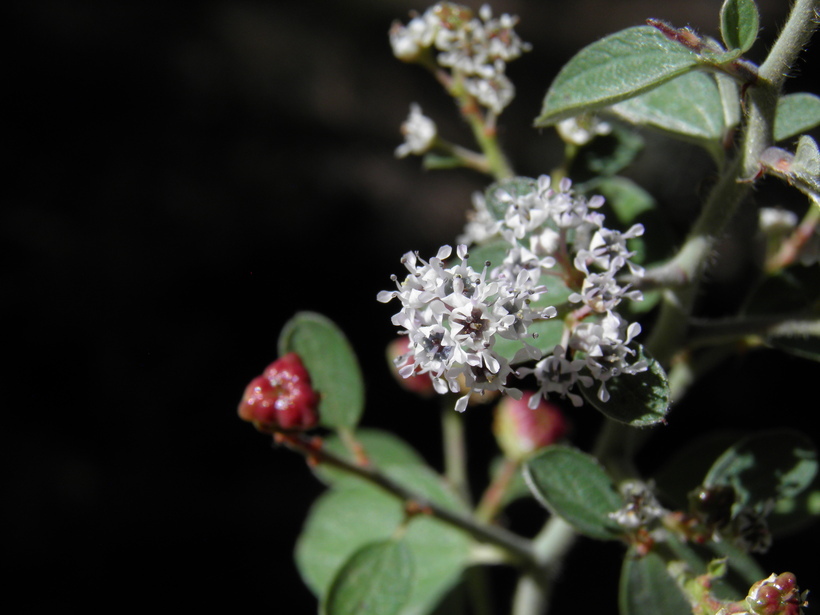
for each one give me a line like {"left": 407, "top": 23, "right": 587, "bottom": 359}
{"left": 704, "top": 429, "right": 819, "bottom": 513}
{"left": 524, "top": 445, "right": 624, "bottom": 540}
{"left": 535, "top": 26, "right": 701, "bottom": 127}
{"left": 296, "top": 467, "right": 471, "bottom": 615}
{"left": 313, "top": 429, "right": 428, "bottom": 488}
{"left": 720, "top": 0, "right": 760, "bottom": 53}
{"left": 325, "top": 540, "right": 414, "bottom": 615}
{"left": 583, "top": 175, "right": 655, "bottom": 224}
{"left": 580, "top": 345, "right": 671, "bottom": 427}
{"left": 619, "top": 550, "right": 692, "bottom": 615}
{"left": 279, "top": 312, "right": 365, "bottom": 430}
{"left": 576, "top": 124, "right": 645, "bottom": 177}
{"left": 422, "top": 153, "right": 463, "bottom": 170}
{"left": 765, "top": 318, "right": 820, "bottom": 362}
{"left": 775, "top": 93, "right": 820, "bottom": 142}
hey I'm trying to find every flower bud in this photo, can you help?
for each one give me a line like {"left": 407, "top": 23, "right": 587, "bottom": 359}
{"left": 238, "top": 353, "right": 320, "bottom": 432}
{"left": 745, "top": 572, "right": 807, "bottom": 615}
{"left": 493, "top": 392, "right": 568, "bottom": 461}
{"left": 386, "top": 337, "right": 436, "bottom": 397}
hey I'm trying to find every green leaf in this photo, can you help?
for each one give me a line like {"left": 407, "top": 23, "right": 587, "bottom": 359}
{"left": 704, "top": 429, "right": 819, "bottom": 513}
{"left": 606, "top": 71, "right": 726, "bottom": 158}
{"left": 535, "top": 26, "right": 701, "bottom": 127}
{"left": 793, "top": 134, "right": 820, "bottom": 177}
{"left": 720, "top": 0, "right": 760, "bottom": 53}
{"left": 524, "top": 445, "right": 624, "bottom": 540}
{"left": 582, "top": 176, "right": 655, "bottom": 224}
{"left": 296, "top": 469, "right": 471, "bottom": 615}
{"left": 324, "top": 540, "right": 414, "bottom": 615}
{"left": 576, "top": 124, "right": 645, "bottom": 177}
{"left": 313, "top": 429, "right": 429, "bottom": 488}
{"left": 765, "top": 318, "right": 820, "bottom": 362}
{"left": 493, "top": 317, "right": 566, "bottom": 365}
{"left": 743, "top": 265, "right": 820, "bottom": 316}
{"left": 619, "top": 550, "right": 692, "bottom": 615}
{"left": 580, "top": 345, "right": 671, "bottom": 427}
{"left": 278, "top": 312, "right": 365, "bottom": 430}
{"left": 775, "top": 93, "right": 820, "bottom": 142}
{"left": 716, "top": 73, "right": 742, "bottom": 134}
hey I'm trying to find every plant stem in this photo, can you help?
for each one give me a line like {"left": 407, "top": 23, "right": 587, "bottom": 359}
{"left": 442, "top": 399, "right": 472, "bottom": 505}
{"left": 277, "top": 432, "right": 538, "bottom": 570}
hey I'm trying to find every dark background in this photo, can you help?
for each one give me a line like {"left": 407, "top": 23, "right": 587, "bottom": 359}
{"left": 6, "top": 0, "right": 819, "bottom": 611}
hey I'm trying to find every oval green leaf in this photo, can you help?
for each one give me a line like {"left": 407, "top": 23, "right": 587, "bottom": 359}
{"left": 278, "top": 312, "right": 365, "bottom": 430}
{"left": 704, "top": 429, "right": 819, "bottom": 512}
{"left": 775, "top": 93, "right": 820, "bottom": 142}
{"left": 296, "top": 468, "right": 471, "bottom": 615}
{"left": 313, "top": 429, "right": 429, "bottom": 488}
{"left": 324, "top": 540, "right": 414, "bottom": 615}
{"left": 606, "top": 71, "right": 725, "bottom": 157}
{"left": 720, "top": 0, "right": 760, "bottom": 53}
{"left": 580, "top": 345, "right": 671, "bottom": 427}
{"left": 535, "top": 26, "right": 701, "bottom": 127}
{"left": 524, "top": 445, "right": 624, "bottom": 540}
{"left": 619, "top": 550, "right": 692, "bottom": 615}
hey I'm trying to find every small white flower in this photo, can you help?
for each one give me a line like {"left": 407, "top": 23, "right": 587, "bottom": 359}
{"left": 556, "top": 115, "right": 611, "bottom": 146}
{"left": 395, "top": 103, "right": 437, "bottom": 158}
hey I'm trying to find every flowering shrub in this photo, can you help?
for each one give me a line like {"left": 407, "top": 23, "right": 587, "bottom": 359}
{"left": 239, "top": 1, "right": 820, "bottom": 613}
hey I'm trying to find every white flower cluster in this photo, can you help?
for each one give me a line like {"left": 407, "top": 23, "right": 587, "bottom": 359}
{"left": 395, "top": 103, "right": 437, "bottom": 158}
{"left": 381, "top": 175, "right": 649, "bottom": 410}
{"left": 378, "top": 244, "right": 556, "bottom": 412}
{"left": 389, "top": 3, "right": 530, "bottom": 113}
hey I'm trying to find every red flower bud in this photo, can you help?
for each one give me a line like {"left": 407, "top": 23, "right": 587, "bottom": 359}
{"left": 386, "top": 337, "right": 436, "bottom": 397}
{"left": 238, "top": 353, "right": 320, "bottom": 432}
{"left": 493, "top": 392, "right": 569, "bottom": 461}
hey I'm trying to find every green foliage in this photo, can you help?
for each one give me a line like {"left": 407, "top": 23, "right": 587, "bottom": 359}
{"left": 720, "top": 0, "right": 760, "bottom": 54}
{"left": 580, "top": 345, "right": 671, "bottom": 427}
{"left": 606, "top": 71, "right": 728, "bottom": 160}
{"left": 703, "top": 429, "right": 819, "bottom": 514}
{"left": 324, "top": 540, "right": 415, "bottom": 615}
{"left": 278, "top": 312, "right": 365, "bottom": 430}
{"left": 524, "top": 446, "right": 625, "bottom": 540}
{"left": 535, "top": 26, "right": 701, "bottom": 127}
{"left": 296, "top": 476, "right": 471, "bottom": 615}
{"left": 774, "top": 92, "right": 820, "bottom": 142}
{"left": 313, "top": 429, "right": 428, "bottom": 488}
{"left": 619, "top": 550, "right": 692, "bottom": 615}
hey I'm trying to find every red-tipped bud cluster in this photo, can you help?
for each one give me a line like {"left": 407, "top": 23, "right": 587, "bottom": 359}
{"left": 746, "top": 572, "right": 807, "bottom": 615}
{"left": 493, "top": 392, "right": 568, "bottom": 461}
{"left": 386, "top": 337, "right": 436, "bottom": 397}
{"left": 238, "top": 353, "right": 320, "bottom": 432}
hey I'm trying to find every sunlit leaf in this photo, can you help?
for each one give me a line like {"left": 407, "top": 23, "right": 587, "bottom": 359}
{"left": 535, "top": 26, "right": 701, "bottom": 127}
{"left": 720, "top": 0, "right": 760, "bottom": 53}
{"left": 606, "top": 71, "right": 725, "bottom": 158}
{"left": 774, "top": 93, "right": 820, "bottom": 142}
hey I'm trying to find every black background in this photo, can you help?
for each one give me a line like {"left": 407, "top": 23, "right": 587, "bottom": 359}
{"left": 6, "top": 0, "right": 819, "bottom": 611}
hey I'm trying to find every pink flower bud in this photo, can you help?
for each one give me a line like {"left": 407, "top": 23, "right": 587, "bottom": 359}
{"left": 238, "top": 353, "right": 320, "bottom": 432}
{"left": 493, "top": 392, "right": 568, "bottom": 461}
{"left": 386, "top": 337, "right": 436, "bottom": 397}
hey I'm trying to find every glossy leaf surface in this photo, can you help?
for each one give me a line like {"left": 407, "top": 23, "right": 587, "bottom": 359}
{"left": 580, "top": 345, "right": 671, "bottom": 427}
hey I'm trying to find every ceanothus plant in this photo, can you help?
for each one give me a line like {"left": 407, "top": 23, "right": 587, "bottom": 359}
{"left": 238, "top": 1, "right": 820, "bottom": 614}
